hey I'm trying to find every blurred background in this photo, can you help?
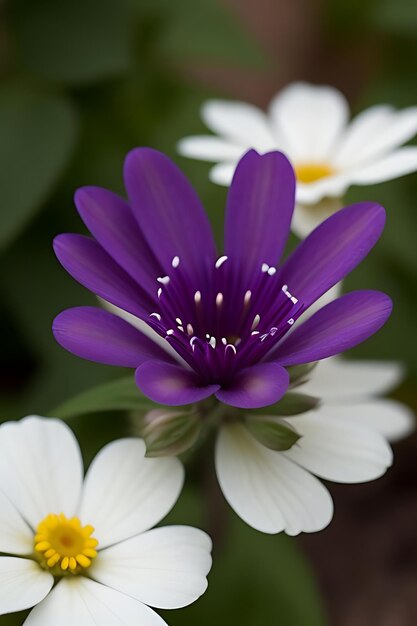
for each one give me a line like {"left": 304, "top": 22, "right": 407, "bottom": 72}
{"left": 0, "top": 0, "right": 416, "bottom": 624}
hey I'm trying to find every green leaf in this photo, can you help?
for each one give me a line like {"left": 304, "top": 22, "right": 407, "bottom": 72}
{"left": 0, "top": 84, "right": 78, "bottom": 249}
{"left": 12, "top": 0, "right": 133, "bottom": 84}
{"left": 51, "top": 375, "right": 154, "bottom": 420}
{"left": 254, "top": 392, "right": 320, "bottom": 416}
{"left": 245, "top": 415, "right": 301, "bottom": 451}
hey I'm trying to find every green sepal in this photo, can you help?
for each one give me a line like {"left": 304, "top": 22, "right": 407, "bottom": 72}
{"left": 287, "top": 362, "right": 318, "bottom": 387}
{"left": 142, "top": 409, "right": 202, "bottom": 457}
{"left": 245, "top": 415, "right": 301, "bottom": 451}
{"left": 253, "top": 392, "right": 319, "bottom": 417}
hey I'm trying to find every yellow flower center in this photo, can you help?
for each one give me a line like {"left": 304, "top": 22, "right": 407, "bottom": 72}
{"left": 34, "top": 513, "right": 98, "bottom": 574}
{"left": 295, "top": 162, "right": 336, "bottom": 184}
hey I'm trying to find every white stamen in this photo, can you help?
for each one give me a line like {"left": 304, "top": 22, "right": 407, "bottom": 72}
{"left": 157, "top": 288, "right": 162, "bottom": 298}
{"left": 166, "top": 329, "right": 174, "bottom": 336}
{"left": 267, "top": 267, "right": 277, "bottom": 276}
{"left": 288, "top": 318, "right": 295, "bottom": 325}
{"left": 171, "top": 256, "right": 180, "bottom": 268}
{"left": 176, "top": 317, "right": 183, "bottom": 325}
{"left": 251, "top": 330, "right": 260, "bottom": 336}
{"left": 270, "top": 327, "right": 278, "bottom": 336}
{"left": 150, "top": 312, "right": 161, "bottom": 321}
{"left": 157, "top": 275, "right": 170, "bottom": 285}
{"left": 187, "top": 323, "right": 194, "bottom": 335}
{"left": 177, "top": 326, "right": 184, "bottom": 332}
{"left": 244, "top": 290, "right": 252, "bottom": 305}
{"left": 260, "top": 333, "right": 269, "bottom": 342}
{"left": 209, "top": 337, "right": 216, "bottom": 349}
{"left": 221, "top": 337, "right": 227, "bottom": 345}
{"left": 251, "top": 314, "right": 261, "bottom": 330}
{"left": 190, "top": 336, "right": 198, "bottom": 351}
{"left": 235, "top": 338, "right": 242, "bottom": 347}
{"left": 194, "top": 290, "right": 202, "bottom": 304}
{"left": 282, "top": 284, "right": 288, "bottom": 293}
{"left": 206, "top": 333, "right": 211, "bottom": 339}
{"left": 261, "top": 263, "right": 269, "bottom": 273}
{"left": 225, "top": 344, "right": 237, "bottom": 355}
{"left": 216, "top": 292, "right": 224, "bottom": 307}
{"left": 291, "top": 296, "right": 298, "bottom": 304}
{"left": 215, "top": 255, "right": 228, "bottom": 269}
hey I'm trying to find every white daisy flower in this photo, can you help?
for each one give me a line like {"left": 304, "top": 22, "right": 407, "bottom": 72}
{"left": 215, "top": 356, "right": 414, "bottom": 535}
{"left": 0, "top": 416, "right": 212, "bottom": 625}
{"left": 178, "top": 81, "right": 417, "bottom": 237}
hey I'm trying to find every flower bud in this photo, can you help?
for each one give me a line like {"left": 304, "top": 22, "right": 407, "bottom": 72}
{"left": 141, "top": 408, "right": 201, "bottom": 457}
{"left": 245, "top": 415, "right": 301, "bottom": 451}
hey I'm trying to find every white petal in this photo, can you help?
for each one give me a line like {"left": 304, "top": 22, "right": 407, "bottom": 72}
{"left": 0, "top": 417, "right": 83, "bottom": 529}
{"left": 24, "top": 577, "right": 168, "bottom": 626}
{"left": 320, "top": 399, "right": 415, "bottom": 443}
{"left": 79, "top": 439, "right": 184, "bottom": 549}
{"left": 301, "top": 357, "right": 404, "bottom": 400}
{"left": 291, "top": 196, "right": 346, "bottom": 236}
{"left": 292, "top": 284, "right": 342, "bottom": 330}
{"left": 202, "top": 99, "right": 275, "bottom": 150}
{"left": 335, "top": 105, "right": 417, "bottom": 167}
{"left": 215, "top": 423, "right": 333, "bottom": 535}
{"left": 91, "top": 526, "right": 212, "bottom": 609}
{"left": 269, "top": 82, "right": 349, "bottom": 162}
{"left": 285, "top": 411, "right": 393, "bottom": 483}
{"left": 0, "top": 491, "right": 33, "bottom": 555}
{"left": 295, "top": 173, "right": 350, "bottom": 205}
{"left": 177, "top": 135, "right": 243, "bottom": 161}
{"left": 209, "top": 161, "right": 237, "bottom": 186}
{"left": 0, "top": 557, "right": 53, "bottom": 615}
{"left": 348, "top": 147, "right": 417, "bottom": 184}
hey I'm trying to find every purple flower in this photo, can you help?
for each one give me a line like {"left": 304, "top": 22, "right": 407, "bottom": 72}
{"left": 53, "top": 148, "right": 391, "bottom": 409}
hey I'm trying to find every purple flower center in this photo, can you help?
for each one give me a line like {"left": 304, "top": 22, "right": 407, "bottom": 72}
{"left": 147, "top": 254, "right": 303, "bottom": 386}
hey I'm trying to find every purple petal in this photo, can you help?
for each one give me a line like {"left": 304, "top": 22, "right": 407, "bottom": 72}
{"left": 53, "top": 307, "right": 172, "bottom": 367}
{"left": 273, "top": 290, "right": 392, "bottom": 366}
{"left": 136, "top": 361, "right": 220, "bottom": 406}
{"left": 124, "top": 148, "right": 217, "bottom": 274}
{"left": 225, "top": 150, "right": 295, "bottom": 273}
{"left": 75, "top": 186, "right": 161, "bottom": 294}
{"left": 53, "top": 234, "right": 153, "bottom": 319}
{"left": 280, "top": 202, "right": 386, "bottom": 310}
{"left": 216, "top": 362, "right": 289, "bottom": 409}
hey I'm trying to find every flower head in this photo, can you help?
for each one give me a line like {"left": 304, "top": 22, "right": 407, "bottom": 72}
{"left": 178, "top": 82, "right": 417, "bottom": 236}
{"left": 0, "top": 416, "right": 212, "bottom": 624}
{"left": 53, "top": 148, "right": 391, "bottom": 410}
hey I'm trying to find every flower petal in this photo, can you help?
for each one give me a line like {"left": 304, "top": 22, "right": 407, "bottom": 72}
{"left": 285, "top": 411, "right": 393, "bottom": 483}
{"left": 224, "top": 150, "right": 295, "bottom": 272}
{"left": 279, "top": 201, "right": 386, "bottom": 310}
{"left": 335, "top": 105, "right": 417, "bottom": 167}
{"left": 319, "top": 400, "right": 415, "bottom": 444}
{"left": 177, "top": 135, "right": 243, "bottom": 161}
{"left": 53, "top": 306, "right": 172, "bottom": 368}
{"left": 301, "top": 357, "right": 404, "bottom": 400}
{"left": 269, "top": 82, "right": 349, "bottom": 161}
{"left": 90, "top": 526, "right": 212, "bottom": 609}
{"left": 274, "top": 291, "right": 392, "bottom": 366}
{"left": 54, "top": 234, "right": 152, "bottom": 319}
{"left": 24, "top": 577, "right": 168, "bottom": 626}
{"left": 216, "top": 362, "right": 289, "bottom": 409}
{"left": 79, "top": 439, "right": 184, "bottom": 549}
{"left": 349, "top": 147, "right": 417, "bottom": 185}
{"left": 0, "top": 417, "right": 83, "bottom": 529}
{"left": 209, "top": 161, "right": 236, "bottom": 186}
{"left": 124, "top": 148, "right": 216, "bottom": 274}
{"left": 0, "top": 491, "right": 33, "bottom": 555}
{"left": 202, "top": 99, "right": 275, "bottom": 150}
{"left": 0, "top": 557, "right": 53, "bottom": 615}
{"left": 75, "top": 186, "right": 161, "bottom": 294}
{"left": 215, "top": 422, "right": 333, "bottom": 535}
{"left": 136, "top": 361, "right": 219, "bottom": 406}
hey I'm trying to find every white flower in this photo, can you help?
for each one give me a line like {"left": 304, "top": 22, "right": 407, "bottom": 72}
{"left": 0, "top": 416, "right": 212, "bottom": 625}
{"left": 215, "top": 357, "right": 414, "bottom": 535}
{"left": 178, "top": 82, "right": 417, "bottom": 236}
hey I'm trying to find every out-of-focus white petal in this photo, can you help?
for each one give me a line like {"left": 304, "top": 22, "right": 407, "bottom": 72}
{"left": 91, "top": 526, "right": 212, "bottom": 609}
{"left": 24, "top": 577, "right": 168, "bottom": 626}
{"left": 209, "top": 161, "right": 238, "bottom": 186}
{"left": 0, "top": 557, "right": 53, "bottom": 615}
{"left": 0, "top": 417, "right": 83, "bottom": 529}
{"left": 269, "top": 82, "right": 349, "bottom": 162}
{"left": 79, "top": 439, "right": 184, "bottom": 549}
{"left": 295, "top": 173, "right": 350, "bottom": 205}
{"left": 335, "top": 106, "right": 417, "bottom": 167}
{"left": 319, "top": 400, "right": 415, "bottom": 443}
{"left": 215, "top": 422, "right": 333, "bottom": 535}
{"left": 291, "top": 196, "right": 345, "bottom": 237}
{"left": 348, "top": 147, "right": 417, "bottom": 184}
{"left": 285, "top": 411, "right": 393, "bottom": 483}
{"left": 177, "top": 136, "right": 243, "bottom": 161}
{"left": 294, "top": 283, "right": 342, "bottom": 327}
{"left": 0, "top": 491, "right": 33, "bottom": 555}
{"left": 301, "top": 357, "right": 404, "bottom": 400}
{"left": 202, "top": 100, "right": 275, "bottom": 150}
